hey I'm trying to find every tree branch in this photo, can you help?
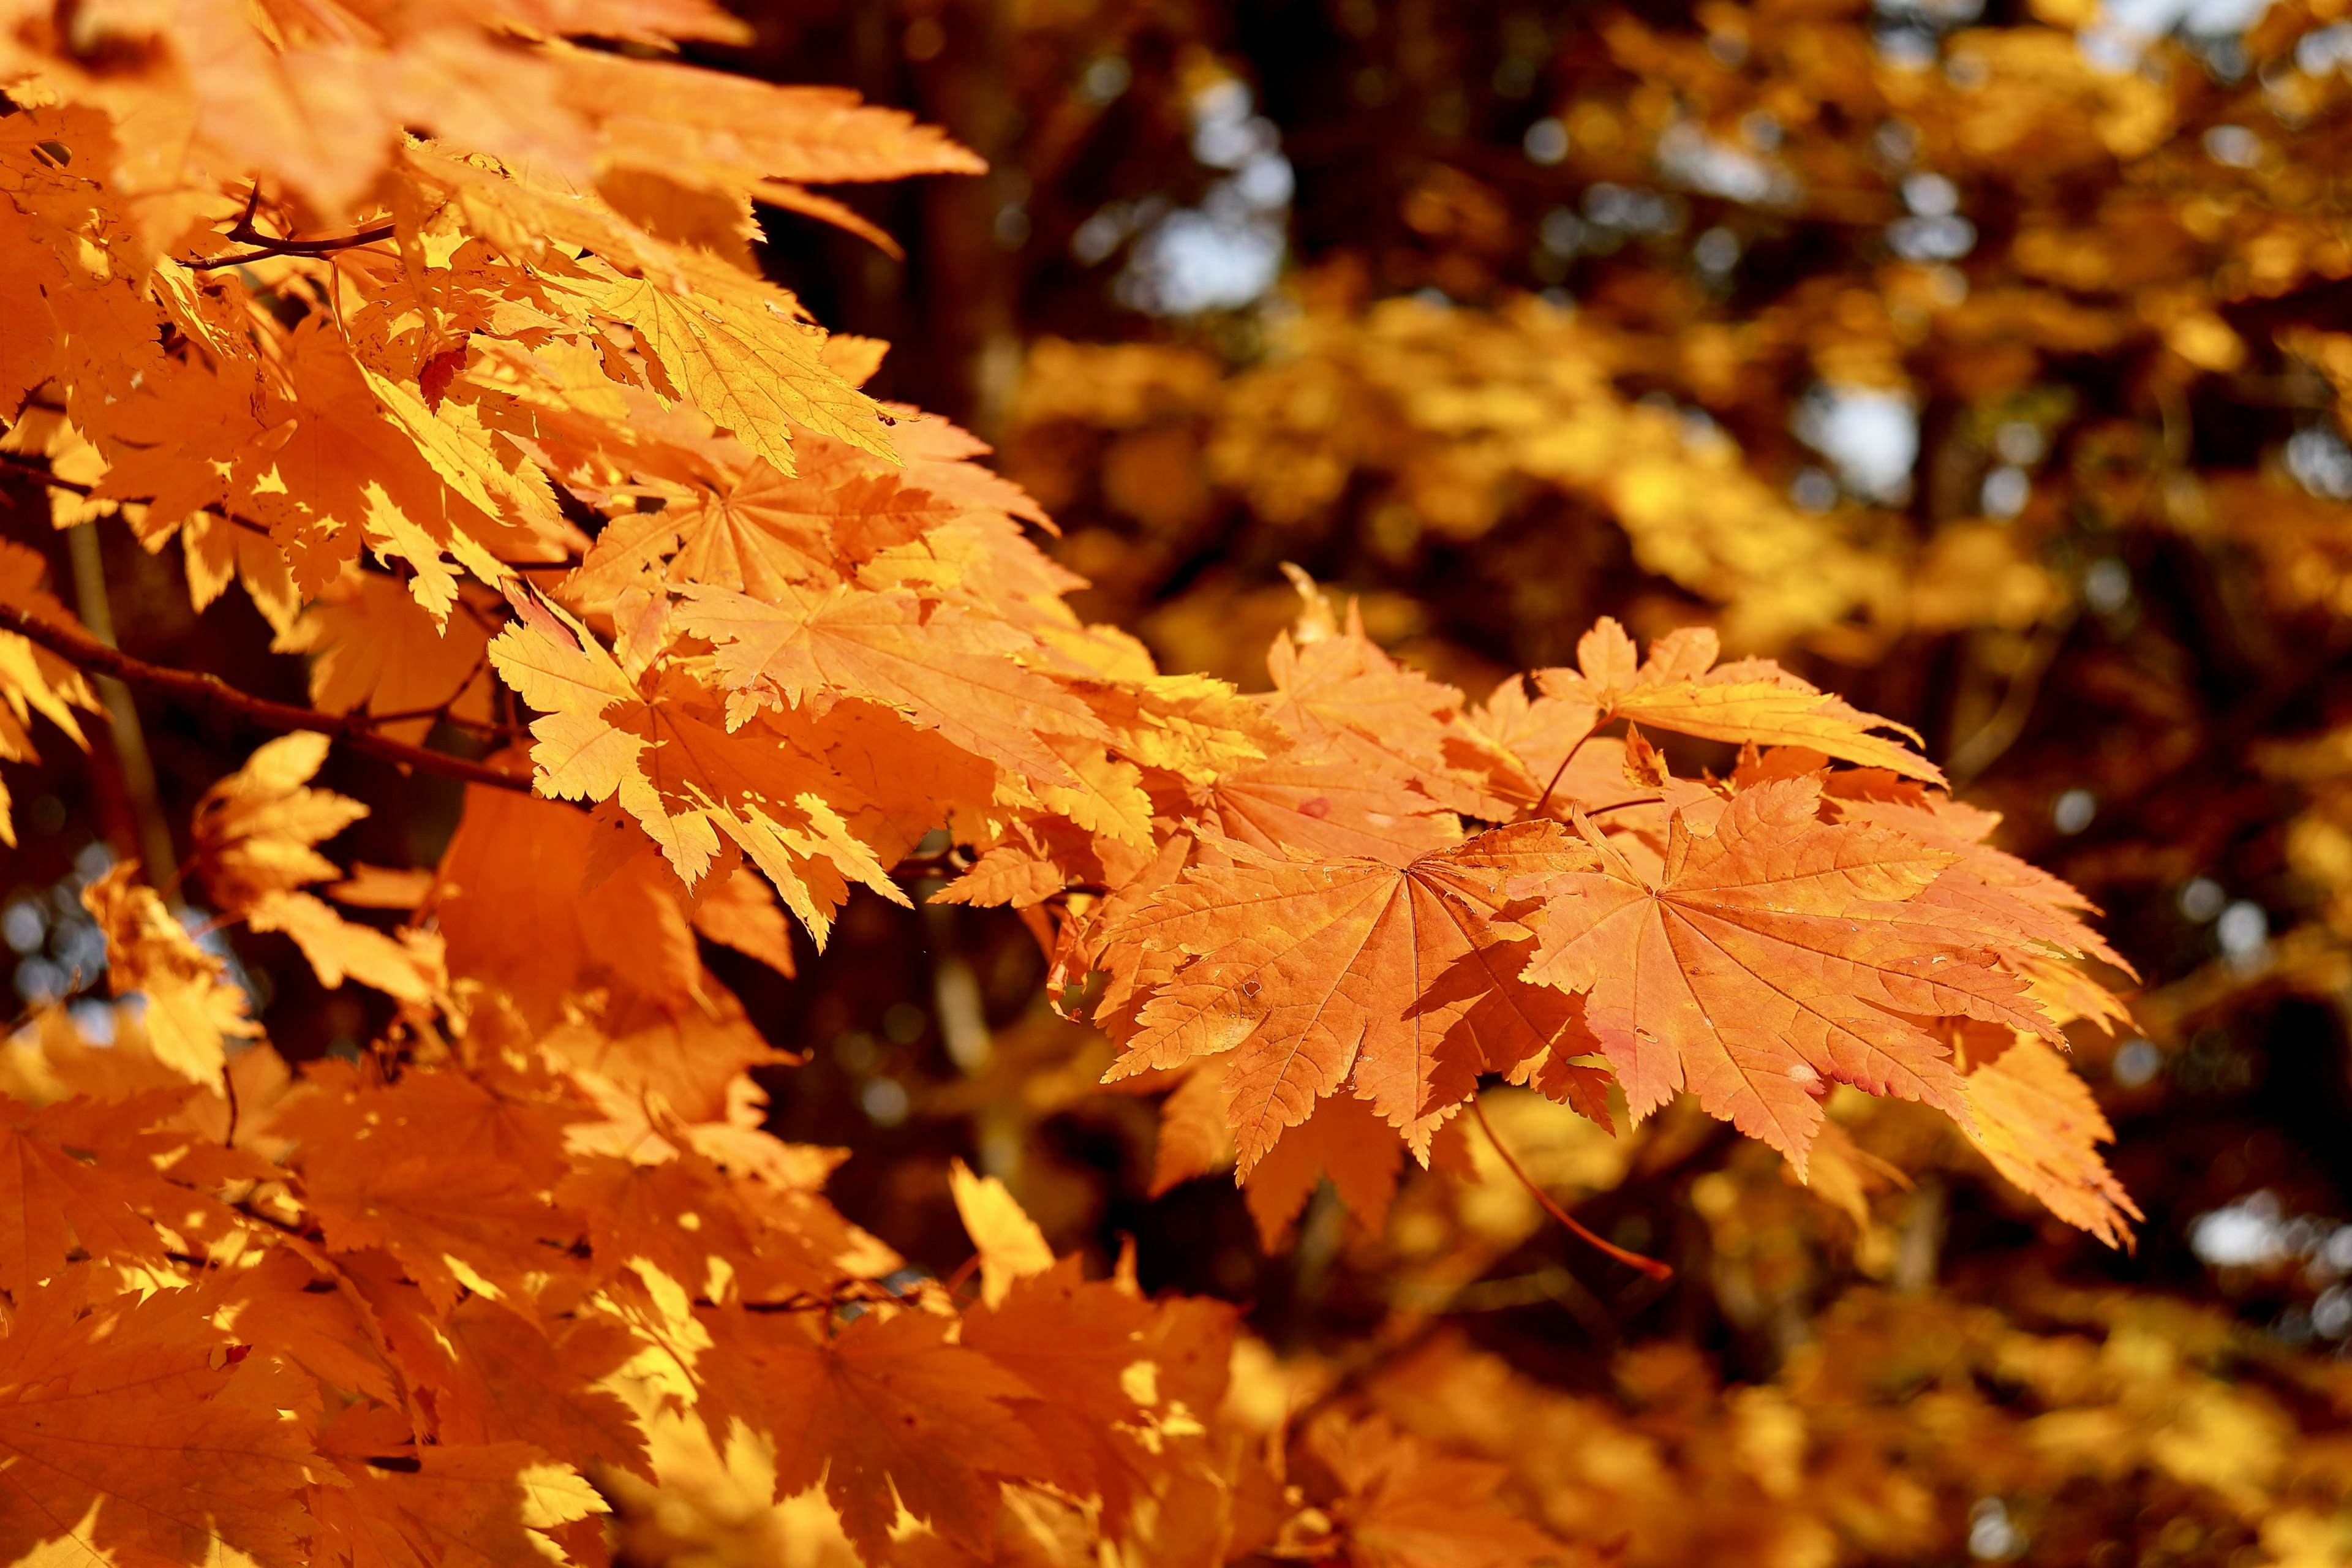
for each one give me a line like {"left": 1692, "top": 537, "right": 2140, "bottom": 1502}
{"left": 180, "top": 186, "right": 398, "bottom": 270}
{"left": 0, "top": 604, "right": 535, "bottom": 794}
{"left": 0, "top": 451, "right": 274, "bottom": 539}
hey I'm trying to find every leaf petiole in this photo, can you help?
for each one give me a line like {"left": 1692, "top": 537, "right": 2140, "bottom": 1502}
{"left": 1471, "top": 1095, "right": 1672, "bottom": 1282}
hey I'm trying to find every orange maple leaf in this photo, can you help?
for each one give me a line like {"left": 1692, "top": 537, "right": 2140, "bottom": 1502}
{"left": 0, "top": 1275, "right": 321, "bottom": 1568}
{"left": 1536, "top": 619, "right": 1943, "bottom": 788}
{"left": 0, "top": 1090, "right": 221, "bottom": 1297}
{"left": 960, "top": 1256, "right": 1167, "bottom": 1525}
{"left": 1098, "top": 822, "right": 1594, "bottom": 1168}
{"left": 678, "top": 579, "right": 1111, "bottom": 782}
{"left": 1961, "top": 1036, "right": 2141, "bottom": 1248}
{"left": 1517, "top": 775, "right": 2056, "bottom": 1171}
{"left": 701, "top": 1307, "right": 1054, "bottom": 1559}
{"left": 1298, "top": 1409, "right": 1566, "bottom": 1568}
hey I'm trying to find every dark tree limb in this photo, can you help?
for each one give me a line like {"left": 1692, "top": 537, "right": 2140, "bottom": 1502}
{"left": 0, "top": 451, "right": 275, "bottom": 539}
{"left": 181, "top": 186, "right": 398, "bottom": 270}
{"left": 0, "top": 603, "right": 535, "bottom": 793}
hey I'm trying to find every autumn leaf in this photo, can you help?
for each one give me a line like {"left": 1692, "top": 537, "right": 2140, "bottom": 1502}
{"left": 959, "top": 1256, "right": 1166, "bottom": 1523}
{"left": 1299, "top": 1409, "right": 1565, "bottom": 1568}
{"left": 1188, "top": 755, "right": 1463, "bottom": 866}
{"left": 272, "top": 570, "right": 492, "bottom": 744}
{"left": 1536, "top": 620, "right": 1944, "bottom": 786}
{"left": 677, "top": 579, "right": 1111, "bottom": 783}
{"left": 430, "top": 1298, "right": 654, "bottom": 1482}
{"left": 1518, "top": 777, "right": 2054, "bottom": 1172}
{"left": 949, "top": 1158, "right": 1056, "bottom": 1308}
{"left": 1239, "top": 1091, "right": 1405, "bottom": 1249}
{"left": 0, "top": 1274, "right": 323, "bottom": 1568}
{"left": 81, "top": 865, "right": 260, "bottom": 1085}
{"left": 701, "top": 1306, "right": 1054, "bottom": 1559}
{"left": 1959, "top": 1036, "right": 2141, "bottom": 1248}
{"left": 602, "top": 260, "right": 895, "bottom": 475}
{"left": 0, "top": 538, "right": 100, "bottom": 845}
{"left": 1097, "top": 822, "right": 1593, "bottom": 1167}
{"left": 190, "top": 733, "right": 368, "bottom": 909}
{"left": 0, "top": 1090, "right": 206, "bottom": 1297}
{"left": 1259, "top": 606, "right": 1506, "bottom": 818}
{"left": 270, "top": 1061, "right": 586, "bottom": 1314}
{"left": 310, "top": 1423, "right": 608, "bottom": 1568}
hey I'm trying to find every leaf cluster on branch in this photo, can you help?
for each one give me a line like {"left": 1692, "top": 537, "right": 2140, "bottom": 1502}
{"left": 0, "top": 0, "right": 2162, "bottom": 1563}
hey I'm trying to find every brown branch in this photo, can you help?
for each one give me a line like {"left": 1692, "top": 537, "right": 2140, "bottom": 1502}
{"left": 0, "top": 450, "right": 96, "bottom": 496}
{"left": 0, "top": 451, "right": 274, "bottom": 540}
{"left": 180, "top": 186, "right": 397, "bottom": 270}
{"left": 0, "top": 604, "right": 535, "bottom": 794}
{"left": 1471, "top": 1096, "right": 1673, "bottom": 1282}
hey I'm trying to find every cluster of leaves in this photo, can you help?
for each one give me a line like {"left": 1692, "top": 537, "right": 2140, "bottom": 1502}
{"left": 3, "top": 0, "right": 2337, "bottom": 1564}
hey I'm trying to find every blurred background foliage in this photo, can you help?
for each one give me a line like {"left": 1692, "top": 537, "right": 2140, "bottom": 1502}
{"left": 16, "top": 0, "right": 2352, "bottom": 1562}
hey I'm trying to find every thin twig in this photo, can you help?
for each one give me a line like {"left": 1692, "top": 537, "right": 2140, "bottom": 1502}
{"left": 0, "top": 603, "right": 536, "bottom": 794}
{"left": 1471, "top": 1096, "right": 1672, "bottom": 1281}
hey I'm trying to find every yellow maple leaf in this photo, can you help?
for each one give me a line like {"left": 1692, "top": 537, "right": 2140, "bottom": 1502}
{"left": 81, "top": 865, "right": 259, "bottom": 1086}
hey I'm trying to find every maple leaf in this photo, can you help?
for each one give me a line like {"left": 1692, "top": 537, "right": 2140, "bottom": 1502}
{"left": 430, "top": 1299, "right": 654, "bottom": 1482}
{"left": 435, "top": 785, "right": 708, "bottom": 1025}
{"left": 1517, "top": 777, "right": 2056, "bottom": 1172}
{"left": 700, "top": 1306, "right": 1054, "bottom": 1560}
{"left": 1188, "top": 756, "right": 1463, "bottom": 866}
{"left": 222, "top": 1250, "right": 404, "bottom": 1409}
{"left": 191, "top": 736, "right": 447, "bottom": 1005}
{"left": 1536, "top": 620, "right": 1943, "bottom": 787}
{"left": 191, "top": 733, "right": 369, "bottom": 909}
{"left": 949, "top": 1158, "right": 1057, "bottom": 1308}
{"left": 567, "top": 456, "right": 919, "bottom": 611}
{"left": 1817, "top": 765, "right": 2137, "bottom": 993}
{"left": 689, "top": 866, "right": 800, "bottom": 977}
{"left": 311, "top": 1422, "right": 607, "bottom": 1568}
{"left": 1959, "top": 1036, "right": 2141, "bottom": 1248}
{"left": 246, "top": 891, "right": 450, "bottom": 1006}
{"left": 270, "top": 1061, "right": 587, "bottom": 1314}
{"left": 487, "top": 611, "right": 903, "bottom": 935}
{"left": 564, "top": 51, "right": 986, "bottom": 193}
{"left": 81, "top": 865, "right": 260, "bottom": 1085}
{"left": 1148, "top": 1064, "right": 1239, "bottom": 1196}
{"left": 602, "top": 258, "right": 897, "bottom": 476}
{"left": 959, "top": 1256, "right": 1166, "bottom": 1526}
{"left": 1259, "top": 606, "right": 1506, "bottom": 818}
{"left": 0, "top": 1090, "right": 206, "bottom": 1297}
{"left": 1299, "top": 1409, "right": 1565, "bottom": 1568}
{"left": 1240, "top": 1091, "right": 1405, "bottom": 1249}
{"left": 677, "top": 580, "right": 1112, "bottom": 783}
{"left": 1097, "top": 822, "right": 1591, "bottom": 1167}
{"left": 0, "top": 1273, "right": 322, "bottom": 1568}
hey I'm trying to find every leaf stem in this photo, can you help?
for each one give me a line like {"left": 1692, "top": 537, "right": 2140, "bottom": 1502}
{"left": 1583, "top": 796, "right": 1664, "bottom": 817}
{"left": 1470, "top": 1095, "right": 1672, "bottom": 1282}
{"left": 1530, "top": 712, "right": 1609, "bottom": 821}
{"left": 0, "top": 603, "right": 537, "bottom": 794}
